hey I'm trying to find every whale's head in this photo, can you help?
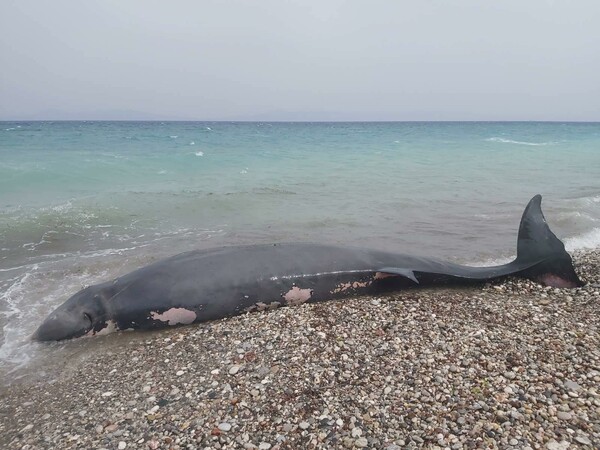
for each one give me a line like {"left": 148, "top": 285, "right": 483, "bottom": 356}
{"left": 32, "top": 286, "right": 109, "bottom": 341}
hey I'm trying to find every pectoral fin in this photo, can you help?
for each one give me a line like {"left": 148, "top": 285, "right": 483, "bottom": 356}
{"left": 377, "top": 268, "right": 420, "bottom": 284}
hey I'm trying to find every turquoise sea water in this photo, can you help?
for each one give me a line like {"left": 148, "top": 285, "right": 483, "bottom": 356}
{"left": 1, "top": 121, "right": 599, "bottom": 381}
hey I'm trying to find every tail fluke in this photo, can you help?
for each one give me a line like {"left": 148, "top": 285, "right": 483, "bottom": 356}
{"left": 516, "top": 195, "right": 582, "bottom": 287}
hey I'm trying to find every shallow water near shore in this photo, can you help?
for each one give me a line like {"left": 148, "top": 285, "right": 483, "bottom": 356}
{"left": 1, "top": 121, "right": 599, "bottom": 383}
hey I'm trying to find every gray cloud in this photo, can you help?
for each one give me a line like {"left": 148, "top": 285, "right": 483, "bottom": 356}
{"left": 1, "top": 0, "right": 599, "bottom": 121}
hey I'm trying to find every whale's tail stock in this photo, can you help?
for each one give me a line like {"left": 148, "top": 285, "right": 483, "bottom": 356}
{"left": 515, "top": 195, "right": 583, "bottom": 287}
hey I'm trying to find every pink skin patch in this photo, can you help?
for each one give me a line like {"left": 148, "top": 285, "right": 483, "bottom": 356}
{"left": 284, "top": 286, "right": 313, "bottom": 306}
{"left": 150, "top": 308, "right": 197, "bottom": 325}
{"left": 374, "top": 272, "right": 398, "bottom": 280}
{"left": 536, "top": 274, "right": 578, "bottom": 288}
{"left": 86, "top": 320, "right": 119, "bottom": 337}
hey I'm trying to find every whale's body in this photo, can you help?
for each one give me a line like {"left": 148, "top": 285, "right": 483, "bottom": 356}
{"left": 33, "top": 195, "right": 582, "bottom": 341}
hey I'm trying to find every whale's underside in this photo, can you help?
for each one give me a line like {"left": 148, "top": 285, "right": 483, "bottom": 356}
{"left": 33, "top": 195, "right": 582, "bottom": 341}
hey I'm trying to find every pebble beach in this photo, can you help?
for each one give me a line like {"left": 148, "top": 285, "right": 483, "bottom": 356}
{"left": 1, "top": 250, "right": 599, "bottom": 450}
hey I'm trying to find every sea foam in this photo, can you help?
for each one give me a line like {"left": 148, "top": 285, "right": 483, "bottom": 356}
{"left": 486, "top": 137, "right": 557, "bottom": 146}
{"left": 565, "top": 228, "right": 600, "bottom": 252}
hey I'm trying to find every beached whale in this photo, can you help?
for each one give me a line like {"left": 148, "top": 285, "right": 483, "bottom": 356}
{"left": 33, "top": 195, "right": 582, "bottom": 341}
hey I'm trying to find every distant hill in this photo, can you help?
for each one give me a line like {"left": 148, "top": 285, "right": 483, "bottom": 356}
{"left": 2, "top": 109, "right": 194, "bottom": 121}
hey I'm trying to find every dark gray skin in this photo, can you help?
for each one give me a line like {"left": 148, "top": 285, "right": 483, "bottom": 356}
{"left": 33, "top": 195, "right": 582, "bottom": 341}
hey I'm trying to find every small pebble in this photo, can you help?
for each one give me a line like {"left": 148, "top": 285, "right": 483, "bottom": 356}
{"left": 564, "top": 380, "right": 581, "bottom": 391}
{"left": 354, "top": 437, "right": 368, "bottom": 448}
{"left": 575, "top": 435, "right": 592, "bottom": 446}
{"left": 218, "top": 422, "right": 232, "bottom": 432}
{"left": 351, "top": 428, "right": 362, "bottom": 437}
{"left": 546, "top": 440, "right": 570, "bottom": 450}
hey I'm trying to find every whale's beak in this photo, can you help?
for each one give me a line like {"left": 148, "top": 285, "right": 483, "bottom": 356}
{"left": 32, "top": 309, "right": 93, "bottom": 342}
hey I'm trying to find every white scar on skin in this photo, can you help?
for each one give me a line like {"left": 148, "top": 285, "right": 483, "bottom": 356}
{"left": 150, "top": 308, "right": 197, "bottom": 325}
{"left": 332, "top": 280, "right": 372, "bottom": 294}
{"left": 270, "top": 269, "right": 371, "bottom": 281}
{"left": 86, "top": 320, "right": 119, "bottom": 337}
{"left": 283, "top": 286, "right": 313, "bottom": 306}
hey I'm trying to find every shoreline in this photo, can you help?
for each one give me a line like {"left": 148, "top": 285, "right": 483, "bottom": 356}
{"left": 1, "top": 251, "right": 599, "bottom": 449}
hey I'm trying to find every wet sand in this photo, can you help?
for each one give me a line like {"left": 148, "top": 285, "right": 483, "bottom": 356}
{"left": 1, "top": 251, "right": 599, "bottom": 450}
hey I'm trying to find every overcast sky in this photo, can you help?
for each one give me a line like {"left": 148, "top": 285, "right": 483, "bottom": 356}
{"left": 1, "top": 0, "right": 599, "bottom": 121}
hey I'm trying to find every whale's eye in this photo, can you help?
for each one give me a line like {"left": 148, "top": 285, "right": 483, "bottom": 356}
{"left": 83, "top": 313, "right": 92, "bottom": 325}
